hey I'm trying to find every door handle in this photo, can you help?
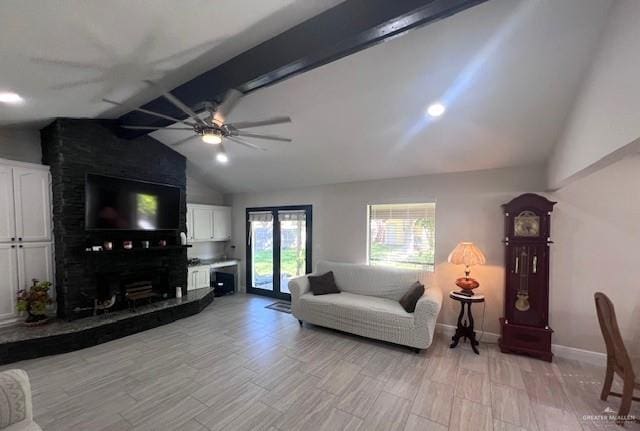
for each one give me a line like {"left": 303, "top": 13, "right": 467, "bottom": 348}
{"left": 11, "top": 245, "right": 15, "bottom": 249}
{"left": 10, "top": 237, "right": 15, "bottom": 241}
{"left": 18, "top": 238, "right": 22, "bottom": 241}
{"left": 18, "top": 245, "right": 23, "bottom": 248}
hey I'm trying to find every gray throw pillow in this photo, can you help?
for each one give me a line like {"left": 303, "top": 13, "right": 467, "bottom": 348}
{"left": 308, "top": 271, "right": 340, "bottom": 295}
{"left": 399, "top": 281, "right": 425, "bottom": 313}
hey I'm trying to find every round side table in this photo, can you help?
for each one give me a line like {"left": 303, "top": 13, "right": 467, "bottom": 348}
{"left": 449, "top": 291, "right": 485, "bottom": 354}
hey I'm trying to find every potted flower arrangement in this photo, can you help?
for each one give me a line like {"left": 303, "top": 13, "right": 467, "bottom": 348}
{"left": 16, "top": 279, "right": 53, "bottom": 326}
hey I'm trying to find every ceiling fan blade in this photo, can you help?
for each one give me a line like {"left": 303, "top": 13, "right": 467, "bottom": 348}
{"left": 226, "top": 116, "right": 291, "bottom": 129}
{"left": 120, "top": 125, "right": 194, "bottom": 130}
{"left": 102, "top": 99, "right": 197, "bottom": 127}
{"left": 226, "top": 136, "right": 266, "bottom": 151}
{"left": 170, "top": 135, "right": 198, "bottom": 147}
{"left": 233, "top": 131, "right": 292, "bottom": 142}
{"left": 213, "top": 89, "right": 243, "bottom": 125}
{"left": 50, "top": 77, "right": 105, "bottom": 90}
{"left": 144, "top": 80, "right": 207, "bottom": 126}
{"left": 30, "top": 57, "right": 107, "bottom": 70}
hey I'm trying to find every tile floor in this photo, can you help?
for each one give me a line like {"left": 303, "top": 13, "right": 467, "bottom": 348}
{"left": 2, "top": 294, "right": 637, "bottom": 430}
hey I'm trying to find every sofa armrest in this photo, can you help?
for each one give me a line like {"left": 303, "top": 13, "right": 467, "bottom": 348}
{"left": 414, "top": 285, "right": 443, "bottom": 345}
{"left": 288, "top": 274, "right": 312, "bottom": 301}
{"left": 0, "top": 369, "right": 36, "bottom": 431}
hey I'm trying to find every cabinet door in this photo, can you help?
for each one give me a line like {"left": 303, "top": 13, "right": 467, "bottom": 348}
{"left": 13, "top": 168, "right": 51, "bottom": 242}
{"left": 0, "top": 245, "right": 18, "bottom": 320}
{"left": 17, "top": 242, "right": 54, "bottom": 293}
{"left": 197, "top": 268, "right": 210, "bottom": 289}
{"left": 192, "top": 207, "right": 213, "bottom": 241}
{"left": 187, "top": 268, "right": 196, "bottom": 291}
{"left": 0, "top": 166, "right": 16, "bottom": 243}
{"left": 213, "top": 207, "right": 231, "bottom": 241}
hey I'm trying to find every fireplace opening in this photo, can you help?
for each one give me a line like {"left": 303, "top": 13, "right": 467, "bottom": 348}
{"left": 75, "top": 266, "right": 171, "bottom": 316}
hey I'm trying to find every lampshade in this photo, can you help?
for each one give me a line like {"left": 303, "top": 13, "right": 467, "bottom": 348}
{"left": 447, "top": 242, "right": 486, "bottom": 266}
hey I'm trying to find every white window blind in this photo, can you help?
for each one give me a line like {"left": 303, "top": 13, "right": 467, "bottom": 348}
{"left": 368, "top": 203, "right": 436, "bottom": 271}
{"left": 248, "top": 211, "right": 273, "bottom": 222}
{"left": 278, "top": 210, "right": 306, "bottom": 222}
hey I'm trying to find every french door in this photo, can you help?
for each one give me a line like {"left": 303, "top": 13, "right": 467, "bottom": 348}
{"left": 246, "top": 205, "right": 312, "bottom": 300}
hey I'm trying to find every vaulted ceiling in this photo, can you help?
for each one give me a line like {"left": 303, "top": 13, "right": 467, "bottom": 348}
{"left": 0, "top": 0, "right": 343, "bottom": 127}
{"left": 150, "top": 0, "right": 612, "bottom": 193}
{"left": 1, "top": 0, "right": 613, "bottom": 194}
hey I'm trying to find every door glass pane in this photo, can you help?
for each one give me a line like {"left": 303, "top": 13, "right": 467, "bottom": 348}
{"left": 280, "top": 219, "right": 306, "bottom": 294}
{"left": 251, "top": 220, "right": 273, "bottom": 291}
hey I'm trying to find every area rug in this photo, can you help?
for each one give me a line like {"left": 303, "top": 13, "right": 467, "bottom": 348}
{"left": 265, "top": 302, "right": 292, "bottom": 314}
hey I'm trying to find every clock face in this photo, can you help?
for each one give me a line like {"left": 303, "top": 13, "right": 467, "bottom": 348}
{"left": 514, "top": 211, "right": 540, "bottom": 237}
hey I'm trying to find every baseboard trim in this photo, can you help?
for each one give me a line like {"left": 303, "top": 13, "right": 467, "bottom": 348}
{"left": 435, "top": 323, "right": 606, "bottom": 366}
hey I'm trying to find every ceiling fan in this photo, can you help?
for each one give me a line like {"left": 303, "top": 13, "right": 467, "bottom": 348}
{"left": 103, "top": 80, "right": 292, "bottom": 163}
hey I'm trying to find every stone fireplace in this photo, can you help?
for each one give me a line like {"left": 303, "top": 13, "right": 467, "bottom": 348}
{"left": 41, "top": 119, "right": 188, "bottom": 320}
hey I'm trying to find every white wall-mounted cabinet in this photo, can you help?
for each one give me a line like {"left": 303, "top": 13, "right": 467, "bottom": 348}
{"left": 187, "top": 265, "right": 211, "bottom": 291}
{"left": 0, "top": 164, "right": 51, "bottom": 243}
{"left": 0, "top": 159, "right": 53, "bottom": 321}
{"left": 186, "top": 204, "right": 231, "bottom": 242}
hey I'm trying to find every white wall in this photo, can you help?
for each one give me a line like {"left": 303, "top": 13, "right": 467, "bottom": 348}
{"left": 186, "top": 171, "right": 224, "bottom": 205}
{"left": 185, "top": 164, "right": 227, "bottom": 260}
{"left": 549, "top": 154, "right": 640, "bottom": 353}
{"left": 0, "top": 128, "right": 42, "bottom": 164}
{"left": 548, "top": 0, "right": 640, "bottom": 189}
{"left": 230, "top": 165, "right": 546, "bottom": 335}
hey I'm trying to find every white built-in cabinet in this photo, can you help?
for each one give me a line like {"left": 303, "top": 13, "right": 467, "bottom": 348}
{"left": 0, "top": 160, "right": 54, "bottom": 321}
{"left": 186, "top": 204, "right": 231, "bottom": 242}
{"left": 187, "top": 265, "right": 211, "bottom": 291}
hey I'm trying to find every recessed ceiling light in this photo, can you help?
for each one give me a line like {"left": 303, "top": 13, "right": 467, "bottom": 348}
{"left": 427, "top": 102, "right": 446, "bottom": 118}
{"left": 0, "top": 92, "right": 23, "bottom": 104}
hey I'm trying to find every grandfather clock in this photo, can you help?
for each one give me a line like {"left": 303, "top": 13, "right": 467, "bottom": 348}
{"left": 499, "top": 193, "right": 556, "bottom": 362}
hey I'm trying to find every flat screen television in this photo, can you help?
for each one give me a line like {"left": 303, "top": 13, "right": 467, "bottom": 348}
{"left": 85, "top": 174, "right": 180, "bottom": 230}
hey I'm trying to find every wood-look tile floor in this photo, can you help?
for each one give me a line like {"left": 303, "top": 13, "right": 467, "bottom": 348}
{"left": 3, "top": 294, "right": 639, "bottom": 430}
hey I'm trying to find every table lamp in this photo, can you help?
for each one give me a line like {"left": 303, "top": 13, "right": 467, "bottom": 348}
{"left": 448, "top": 242, "right": 486, "bottom": 296}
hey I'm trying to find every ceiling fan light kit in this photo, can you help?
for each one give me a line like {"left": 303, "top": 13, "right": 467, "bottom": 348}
{"left": 111, "top": 81, "right": 293, "bottom": 164}
{"left": 201, "top": 129, "right": 222, "bottom": 145}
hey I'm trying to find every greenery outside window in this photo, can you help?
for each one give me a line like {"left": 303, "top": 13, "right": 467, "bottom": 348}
{"left": 367, "top": 203, "right": 435, "bottom": 271}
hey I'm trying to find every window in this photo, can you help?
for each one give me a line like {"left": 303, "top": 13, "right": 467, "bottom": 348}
{"left": 367, "top": 203, "right": 435, "bottom": 271}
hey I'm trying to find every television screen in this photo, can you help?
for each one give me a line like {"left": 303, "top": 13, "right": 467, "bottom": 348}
{"left": 85, "top": 174, "right": 180, "bottom": 230}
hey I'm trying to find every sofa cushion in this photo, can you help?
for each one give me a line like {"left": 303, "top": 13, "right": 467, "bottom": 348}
{"left": 308, "top": 271, "right": 340, "bottom": 295}
{"left": 299, "top": 291, "right": 415, "bottom": 333}
{"left": 316, "top": 261, "right": 426, "bottom": 301}
{"left": 399, "top": 281, "right": 425, "bottom": 313}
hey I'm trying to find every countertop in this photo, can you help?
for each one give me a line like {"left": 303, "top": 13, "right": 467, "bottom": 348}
{"left": 188, "top": 258, "right": 239, "bottom": 268}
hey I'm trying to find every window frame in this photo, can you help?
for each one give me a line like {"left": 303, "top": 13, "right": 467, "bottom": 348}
{"left": 366, "top": 201, "right": 436, "bottom": 271}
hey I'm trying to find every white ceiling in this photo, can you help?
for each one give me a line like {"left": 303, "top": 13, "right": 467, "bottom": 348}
{"left": 0, "top": 0, "right": 343, "bottom": 127}
{"left": 150, "top": 0, "right": 613, "bottom": 194}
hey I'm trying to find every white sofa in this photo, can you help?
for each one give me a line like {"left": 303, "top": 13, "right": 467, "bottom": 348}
{"left": 0, "top": 369, "right": 41, "bottom": 431}
{"left": 289, "top": 261, "right": 442, "bottom": 351}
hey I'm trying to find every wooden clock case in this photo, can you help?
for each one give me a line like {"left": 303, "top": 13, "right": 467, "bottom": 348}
{"left": 499, "top": 193, "right": 556, "bottom": 362}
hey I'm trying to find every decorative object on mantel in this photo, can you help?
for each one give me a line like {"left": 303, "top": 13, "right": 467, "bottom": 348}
{"left": 176, "top": 286, "right": 183, "bottom": 298}
{"left": 158, "top": 239, "right": 167, "bottom": 247}
{"left": 16, "top": 279, "right": 53, "bottom": 326}
{"left": 123, "top": 240, "right": 133, "bottom": 250}
{"left": 180, "top": 232, "right": 187, "bottom": 245}
{"left": 141, "top": 241, "right": 150, "bottom": 249}
{"left": 499, "top": 193, "right": 556, "bottom": 362}
{"left": 447, "top": 242, "right": 486, "bottom": 296}
{"left": 103, "top": 241, "right": 113, "bottom": 251}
